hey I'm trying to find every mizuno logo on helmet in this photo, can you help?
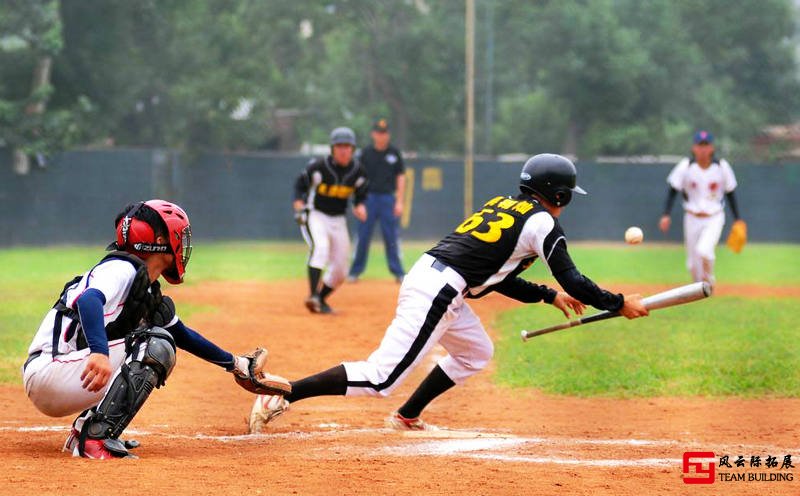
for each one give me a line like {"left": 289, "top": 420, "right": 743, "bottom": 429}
{"left": 520, "top": 172, "right": 531, "bottom": 180}
{"left": 133, "top": 243, "right": 169, "bottom": 252}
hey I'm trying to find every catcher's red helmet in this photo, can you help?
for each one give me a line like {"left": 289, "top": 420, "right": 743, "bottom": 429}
{"left": 115, "top": 199, "right": 192, "bottom": 284}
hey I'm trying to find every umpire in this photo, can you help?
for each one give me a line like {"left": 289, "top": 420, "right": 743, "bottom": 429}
{"left": 348, "top": 118, "right": 406, "bottom": 282}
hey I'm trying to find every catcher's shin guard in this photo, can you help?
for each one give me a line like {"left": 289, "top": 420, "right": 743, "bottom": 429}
{"left": 78, "top": 327, "right": 176, "bottom": 457}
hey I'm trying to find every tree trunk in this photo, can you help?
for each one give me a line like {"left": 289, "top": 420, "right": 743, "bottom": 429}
{"left": 13, "top": 56, "right": 53, "bottom": 175}
{"left": 562, "top": 119, "right": 579, "bottom": 157}
{"left": 27, "top": 56, "right": 52, "bottom": 114}
{"left": 12, "top": 149, "right": 30, "bottom": 175}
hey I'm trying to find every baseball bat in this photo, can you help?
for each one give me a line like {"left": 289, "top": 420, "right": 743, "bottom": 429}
{"left": 520, "top": 281, "right": 712, "bottom": 342}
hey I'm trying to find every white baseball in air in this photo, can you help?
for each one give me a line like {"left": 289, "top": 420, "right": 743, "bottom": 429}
{"left": 625, "top": 226, "right": 644, "bottom": 244}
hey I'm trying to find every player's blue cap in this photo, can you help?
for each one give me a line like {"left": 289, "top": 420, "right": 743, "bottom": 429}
{"left": 693, "top": 130, "right": 714, "bottom": 144}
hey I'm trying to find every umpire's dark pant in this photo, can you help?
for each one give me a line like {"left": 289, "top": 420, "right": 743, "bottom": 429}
{"left": 350, "top": 193, "right": 404, "bottom": 278}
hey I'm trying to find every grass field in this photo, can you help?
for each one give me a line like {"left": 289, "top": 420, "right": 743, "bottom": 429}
{"left": 2, "top": 241, "right": 799, "bottom": 395}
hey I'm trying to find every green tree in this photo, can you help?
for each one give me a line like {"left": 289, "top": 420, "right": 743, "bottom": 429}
{"left": 0, "top": 0, "right": 84, "bottom": 173}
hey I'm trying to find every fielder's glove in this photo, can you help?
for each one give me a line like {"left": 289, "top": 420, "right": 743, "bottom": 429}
{"left": 294, "top": 209, "right": 308, "bottom": 226}
{"left": 726, "top": 219, "right": 747, "bottom": 254}
{"left": 231, "top": 348, "right": 292, "bottom": 395}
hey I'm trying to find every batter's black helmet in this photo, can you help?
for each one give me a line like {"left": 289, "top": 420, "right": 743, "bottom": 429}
{"left": 519, "top": 154, "right": 587, "bottom": 207}
{"left": 330, "top": 127, "right": 356, "bottom": 147}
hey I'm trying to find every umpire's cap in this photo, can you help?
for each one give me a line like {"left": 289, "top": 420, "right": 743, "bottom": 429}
{"left": 330, "top": 127, "right": 356, "bottom": 147}
{"left": 519, "top": 154, "right": 586, "bottom": 207}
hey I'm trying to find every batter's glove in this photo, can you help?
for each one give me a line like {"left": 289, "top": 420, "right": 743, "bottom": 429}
{"left": 232, "top": 348, "right": 292, "bottom": 396}
{"left": 294, "top": 209, "right": 308, "bottom": 226}
{"left": 726, "top": 219, "right": 747, "bottom": 254}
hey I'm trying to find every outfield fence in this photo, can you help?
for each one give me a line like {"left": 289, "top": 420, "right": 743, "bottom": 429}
{"left": 1, "top": 148, "right": 798, "bottom": 246}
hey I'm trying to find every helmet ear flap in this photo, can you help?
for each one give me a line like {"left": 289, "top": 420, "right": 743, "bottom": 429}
{"left": 116, "top": 202, "right": 145, "bottom": 248}
{"left": 553, "top": 189, "right": 572, "bottom": 207}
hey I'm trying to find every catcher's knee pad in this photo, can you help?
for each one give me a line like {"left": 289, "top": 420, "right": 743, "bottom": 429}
{"left": 80, "top": 327, "right": 176, "bottom": 448}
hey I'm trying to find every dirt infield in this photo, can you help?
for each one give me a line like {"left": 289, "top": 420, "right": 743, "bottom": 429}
{"left": 2, "top": 280, "right": 798, "bottom": 495}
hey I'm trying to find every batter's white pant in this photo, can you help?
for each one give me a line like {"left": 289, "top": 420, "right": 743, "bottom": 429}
{"left": 22, "top": 339, "right": 127, "bottom": 417}
{"left": 301, "top": 210, "right": 350, "bottom": 289}
{"left": 342, "top": 253, "right": 494, "bottom": 397}
{"left": 683, "top": 211, "right": 725, "bottom": 283}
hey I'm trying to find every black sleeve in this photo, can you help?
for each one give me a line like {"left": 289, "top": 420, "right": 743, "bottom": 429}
{"left": 395, "top": 147, "right": 405, "bottom": 174}
{"left": 553, "top": 268, "right": 624, "bottom": 312}
{"left": 663, "top": 187, "right": 678, "bottom": 216}
{"left": 353, "top": 165, "right": 369, "bottom": 205}
{"left": 293, "top": 161, "right": 314, "bottom": 201}
{"left": 492, "top": 277, "right": 557, "bottom": 304}
{"left": 542, "top": 224, "right": 623, "bottom": 311}
{"left": 725, "top": 191, "right": 740, "bottom": 220}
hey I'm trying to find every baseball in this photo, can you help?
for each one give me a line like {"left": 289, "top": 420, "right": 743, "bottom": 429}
{"left": 625, "top": 226, "right": 644, "bottom": 244}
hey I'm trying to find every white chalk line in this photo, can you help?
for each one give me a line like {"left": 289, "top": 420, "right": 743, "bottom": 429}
{"left": 4, "top": 424, "right": 796, "bottom": 468}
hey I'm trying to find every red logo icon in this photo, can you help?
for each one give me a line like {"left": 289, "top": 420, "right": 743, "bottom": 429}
{"left": 683, "top": 451, "right": 716, "bottom": 484}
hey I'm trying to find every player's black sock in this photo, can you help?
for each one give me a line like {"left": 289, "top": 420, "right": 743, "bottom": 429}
{"left": 308, "top": 267, "right": 322, "bottom": 295}
{"left": 318, "top": 284, "right": 334, "bottom": 301}
{"left": 285, "top": 364, "right": 347, "bottom": 403}
{"left": 397, "top": 365, "right": 455, "bottom": 419}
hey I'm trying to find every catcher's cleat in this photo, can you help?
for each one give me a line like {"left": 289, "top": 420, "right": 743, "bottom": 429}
{"left": 304, "top": 295, "right": 322, "bottom": 313}
{"left": 64, "top": 428, "right": 140, "bottom": 453}
{"left": 73, "top": 438, "right": 137, "bottom": 459}
{"left": 385, "top": 411, "right": 439, "bottom": 431}
{"left": 248, "top": 394, "right": 290, "bottom": 434}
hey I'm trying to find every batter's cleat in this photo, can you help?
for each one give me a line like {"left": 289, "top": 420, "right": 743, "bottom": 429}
{"left": 304, "top": 295, "right": 322, "bottom": 313}
{"left": 248, "top": 394, "right": 290, "bottom": 434}
{"left": 385, "top": 411, "right": 439, "bottom": 431}
{"left": 74, "top": 438, "right": 137, "bottom": 459}
{"left": 318, "top": 301, "right": 334, "bottom": 314}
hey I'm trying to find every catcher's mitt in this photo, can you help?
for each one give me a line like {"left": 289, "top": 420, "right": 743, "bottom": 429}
{"left": 726, "top": 219, "right": 747, "bottom": 254}
{"left": 233, "top": 348, "right": 292, "bottom": 395}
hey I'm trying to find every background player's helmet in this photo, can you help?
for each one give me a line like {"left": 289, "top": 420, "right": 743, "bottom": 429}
{"left": 519, "top": 154, "right": 587, "bottom": 207}
{"left": 115, "top": 199, "right": 192, "bottom": 284}
{"left": 329, "top": 127, "right": 356, "bottom": 147}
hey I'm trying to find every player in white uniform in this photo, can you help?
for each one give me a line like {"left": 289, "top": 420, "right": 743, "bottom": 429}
{"left": 659, "top": 130, "right": 742, "bottom": 286}
{"left": 249, "top": 154, "right": 648, "bottom": 432}
{"left": 293, "top": 127, "right": 368, "bottom": 314}
{"left": 22, "top": 200, "right": 287, "bottom": 458}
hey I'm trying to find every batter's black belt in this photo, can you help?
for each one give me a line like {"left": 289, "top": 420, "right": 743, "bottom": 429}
{"left": 22, "top": 350, "right": 43, "bottom": 373}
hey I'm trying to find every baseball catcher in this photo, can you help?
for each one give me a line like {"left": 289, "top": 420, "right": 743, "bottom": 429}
{"left": 22, "top": 200, "right": 290, "bottom": 459}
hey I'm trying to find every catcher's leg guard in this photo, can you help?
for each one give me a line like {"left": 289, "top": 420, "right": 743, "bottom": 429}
{"left": 78, "top": 327, "right": 176, "bottom": 457}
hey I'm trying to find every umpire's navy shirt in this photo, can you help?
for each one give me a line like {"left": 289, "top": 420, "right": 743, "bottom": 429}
{"left": 358, "top": 144, "right": 405, "bottom": 194}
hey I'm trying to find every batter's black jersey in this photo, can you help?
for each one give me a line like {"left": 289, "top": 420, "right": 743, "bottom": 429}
{"left": 294, "top": 156, "right": 368, "bottom": 216}
{"left": 427, "top": 193, "right": 623, "bottom": 311}
{"left": 357, "top": 145, "right": 404, "bottom": 194}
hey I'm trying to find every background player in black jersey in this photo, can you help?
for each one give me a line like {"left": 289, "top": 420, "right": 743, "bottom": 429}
{"left": 293, "top": 127, "right": 368, "bottom": 314}
{"left": 252, "top": 153, "right": 648, "bottom": 432}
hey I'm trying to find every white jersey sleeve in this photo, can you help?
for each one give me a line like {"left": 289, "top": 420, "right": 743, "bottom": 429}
{"left": 68, "top": 260, "right": 137, "bottom": 315}
{"left": 719, "top": 159, "right": 738, "bottom": 193}
{"left": 667, "top": 158, "right": 690, "bottom": 191}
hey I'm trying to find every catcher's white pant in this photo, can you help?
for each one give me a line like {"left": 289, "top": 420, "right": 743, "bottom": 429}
{"left": 342, "top": 253, "right": 493, "bottom": 397}
{"left": 22, "top": 339, "right": 127, "bottom": 417}
{"left": 301, "top": 210, "right": 350, "bottom": 289}
{"left": 683, "top": 211, "right": 725, "bottom": 283}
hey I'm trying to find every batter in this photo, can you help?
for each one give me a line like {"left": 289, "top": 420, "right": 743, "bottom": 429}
{"left": 250, "top": 154, "right": 649, "bottom": 432}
